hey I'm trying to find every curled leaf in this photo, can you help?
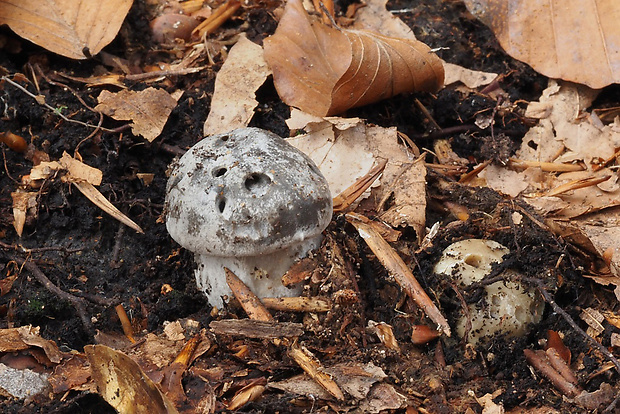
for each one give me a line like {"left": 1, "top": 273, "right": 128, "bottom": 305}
{"left": 263, "top": 0, "right": 444, "bottom": 116}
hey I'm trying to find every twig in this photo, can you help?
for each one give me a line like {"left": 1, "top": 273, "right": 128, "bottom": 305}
{"left": 0, "top": 241, "right": 83, "bottom": 254}
{"left": 14, "top": 256, "right": 95, "bottom": 337}
{"left": 110, "top": 224, "right": 125, "bottom": 267}
{"left": 2, "top": 76, "right": 125, "bottom": 133}
{"left": 124, "top": 67, "right": 206, "bottom": 82}
{"left": 159, "top": 143, "right": 187, "bottom": 157}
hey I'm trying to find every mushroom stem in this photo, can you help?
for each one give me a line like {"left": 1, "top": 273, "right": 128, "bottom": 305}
{"left": 195, "top": 236, "right": 321, "bottom": 308}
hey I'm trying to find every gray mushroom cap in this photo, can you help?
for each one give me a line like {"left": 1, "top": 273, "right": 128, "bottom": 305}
{"left": 165, "top": 127, "right": 332, "bottom": 257}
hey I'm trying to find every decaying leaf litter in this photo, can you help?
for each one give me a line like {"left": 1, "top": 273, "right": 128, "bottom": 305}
{"left": 1, "top": 0, "right": 620, "bottom": 412}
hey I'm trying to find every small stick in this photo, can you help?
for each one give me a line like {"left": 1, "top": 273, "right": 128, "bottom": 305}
{"left": 225, "top": 268, "right": 273, "bottom": 322}
{"left": 15, "top": 257, "right": 95, "bottom": 337}
{"left": 124, "top": 67, "right": 206, "bottom": 82}
{"left": 0, "top": 241, "right": 83, "bottom": 254}
{"left": 115, "top": 304, "right": 136, "bottom": 343}
{"left": 192, "top": 0, "right": 241, "bottom": 38}
{"left": 261, "top": 297, "right": 331, "bottom": 313}
{"left": 546, "top": 347, "right": 578, "bottom": 386}
{"left": 333, "top": 159, "right": 387, "bottom": 213}
{"left": 459, "top": 160, "right": 491, "bottom": 183}
{"left": 545, "top": 175, "right": 611, "bottom": 197}
{"left": 288, "top": 341, "right": 344, "bottom": 400}
{"left": 1, "top": 76, "right": 123, "bottom": 133}
{"left": 348, "top": 217, "right": 451, "bottom": 336}
{"left": 524, "top": 349, "right": 580, "bottom": 397}
{"left": 509, "top": 158, "right": 585, "bottom": 172}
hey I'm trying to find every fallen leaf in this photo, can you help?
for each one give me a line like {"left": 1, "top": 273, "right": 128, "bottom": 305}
{"left": 443, "top": 62, "right": 499, "bottom": 89}
{"left": 357, "top": 383, "right": 407, "bottom": 413}
{"left": 350, "top": 0, "right": 499, "bottom": 91}
{"left": 86, "top": 344, "right": 180, "bottom": 414}
{"left": 17, "top": 326, "right": 63, "bottom": 364}
{"left": 203, "top": 35, "right": 271, "bottom": 135}
{"left": 48, "top": 354, "right": 93, "bottom": 394}
{"left": 269, "top": 361, "right": 386, "bottom": 402}
{"left": 463, "top": 0, "right": 620, "bottom": 88}
{"left": 287, "top": 111, "right": 426, "bottom": 235}
{"left": 0, "top": 0, "right": 133, "bottom": 59}
{"left": 349, "top": 0, "right": 416, "bottom": 38}
{"left": 263, "top": 0, "right": 443, "bottom": 116}
{"left": 96, "top": 88, "right": 183, "bottom": 142}
{"left": 59, "top": 152, "right": 102, "bottom": 186}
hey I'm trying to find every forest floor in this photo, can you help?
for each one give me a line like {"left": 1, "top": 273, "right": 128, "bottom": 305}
{"left": 1, "top": 0, "right": 619, "bottom": 413}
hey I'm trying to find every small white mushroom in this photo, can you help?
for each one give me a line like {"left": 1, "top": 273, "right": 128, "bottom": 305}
{"left": 434, "top": 239, "right": 544, "bottom": 345}
{"left": 165, "top": 128, "right": 332, "bottom": 307}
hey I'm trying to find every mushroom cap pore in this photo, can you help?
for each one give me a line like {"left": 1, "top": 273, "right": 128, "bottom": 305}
{"left": 165, "top": 128, "right": 332, "bottom": 256}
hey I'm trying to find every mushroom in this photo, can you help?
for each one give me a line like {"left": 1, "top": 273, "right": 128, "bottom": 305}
{"left": 165, "top": 128, "right": 332, "bottom": 307}
{"left": 434, "top": 239, "right": 544, "bottom": 345}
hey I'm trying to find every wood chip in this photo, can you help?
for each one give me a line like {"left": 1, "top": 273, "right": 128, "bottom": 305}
{"left": 209, "top": 320, "right": 304, "bottom": 339}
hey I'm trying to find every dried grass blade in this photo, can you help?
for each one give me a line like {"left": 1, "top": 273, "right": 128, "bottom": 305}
{"left": 333, "top": 159, "right": 387, "bottom": 213}
{"left": 72, "top": 181, "right": 144, "bottom": 233}
{"left": 545, "top": 175, "right": 611, "bottom": 197}
{"left": 349, "top": 218, "right": 451, "bottom": 336}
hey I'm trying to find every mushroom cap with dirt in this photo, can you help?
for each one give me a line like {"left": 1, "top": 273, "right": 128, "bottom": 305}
{"left": 165, "top": 127, "right": 332, "bottom": 307}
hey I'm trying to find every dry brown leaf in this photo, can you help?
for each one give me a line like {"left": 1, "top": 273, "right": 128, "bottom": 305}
{"left": 86, "top": 344, "right": 180, "bottom": 414}
{"left": 59, "top": 152, "right": 102, "bottom": 186}
{"left": 96, "top": 88, "right": 183, "bottom": 142}
{"left": 287, "top": 112, "right": 427, "bottom": 235}
{"left": 203, "top": 35, "right": 271, "bottom": 135}
{"left": 463, "top": 0, "right": 620, "bottom": 88}
{"left": 263, "top": 0, "right": 444, "bottom": 116}
{"left": 0, "top": 0, "right": 133, "bottom": 59}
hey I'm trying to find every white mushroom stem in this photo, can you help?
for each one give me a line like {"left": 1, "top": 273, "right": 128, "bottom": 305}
{"left": 195, "top": 236, "right": 322, "bottom": 308}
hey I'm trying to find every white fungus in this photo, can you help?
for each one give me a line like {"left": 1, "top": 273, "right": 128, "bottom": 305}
{"left": 434, "top": 239, "right": 544, "bottom": 344}
{"left": 165, "top": 128, "right": 332, "bottom": 307}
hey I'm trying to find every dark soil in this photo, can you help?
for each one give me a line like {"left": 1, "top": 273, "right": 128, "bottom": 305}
{"left": 0, "top": 0, "right": 618, "bottom": 413}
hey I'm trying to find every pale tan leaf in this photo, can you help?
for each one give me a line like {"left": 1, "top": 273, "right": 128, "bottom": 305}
{"left": 287, "top": 112, "right": 426, "bottom": 232}
{"left": 59, "top": 152, "right": 102, "bottom": 186}
{"left": 463, "top": 0, "right": 620, "bottom": 88}
{"left": 443, "top": 62, "right": 498, "bottom": 88}
{"left": 203, "top": 35, "right": 271, "bottom": 135}
{"left": 85, "top": 344, "right": 179, "bottom": 414}
{"left": 96, "top": 88, "right": 182, "bottom": 142}
{"left": 0, "top": 0, "right": 133, "bottom": 60}
{"left": 263, "top": 0, "right": 443, "bottom": 116}
{"left": 11, "top": 191, "right": 37, "bottom": 237}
